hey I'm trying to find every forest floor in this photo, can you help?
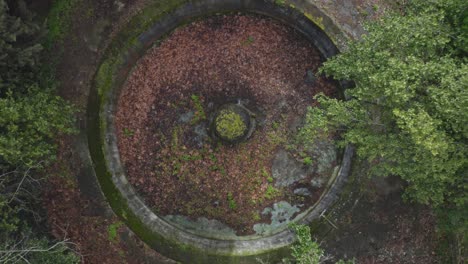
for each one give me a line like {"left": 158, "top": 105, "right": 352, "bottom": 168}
{"left": 115, "top": 13, "right": 337, "bottom": 235}
{"left": 38, "top": 0, "right": 446, "bottom": 263}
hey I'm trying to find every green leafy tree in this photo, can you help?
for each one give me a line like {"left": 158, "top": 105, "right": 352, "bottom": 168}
{"left": 0, "top": 0, "right": 77, "bottom": 262}
{"left": 0, "top": 0, "right": 42, "bottom": 95}
{"left": 302, "top": 0, "right": 467, "bottom": 234}
{"left": 0, "top": 88, "right": 75, "bottom": 167}
{"left": 284, "top": 224, "right": 355, "bottom": 264}
{"left": 289, "top": 224, "right": 326, "bottom": 264}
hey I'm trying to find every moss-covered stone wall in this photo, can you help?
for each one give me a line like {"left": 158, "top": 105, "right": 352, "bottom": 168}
{"left": 87, "top": 0, "right": 352, "bottom": 262}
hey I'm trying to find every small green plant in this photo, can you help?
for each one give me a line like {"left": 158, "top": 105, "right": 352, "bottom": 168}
{"left": 220, "top": 166, "right": 227, "bottom": 176}
{"left": 209, "top": 153, "right": 217, "bottom": 162}
{"left": 286, "top": 143, "right": 296, "bottom": 151}
{"left": 266, "top": 130, "right": 286, "bottom": 145}
{"left": 264, "top": 185, "right": 280, "bottom": 199}
{"left": 215, "top": 109, "right": 247, "bottom": 141}
{"left": 123, "top": 127, "right": 134, "bottom": 137}
{"left": 303, "top": 157, "right": 313, "bottom": 166}
{"left": 172, "top": 162, "right": 181, "bottom": 176}
{"left": 358, "top": 7, "right": 369, "bottom": 17}
{"left": 210, "top": 164, "right": 220, "bottom": 171}
{"left": 190, "top": 94, "right": 206, "bottom": 124}
{"left": 45, "top": 0, "right": 79, "bottom": 47}
{"left": 275, "top": 0, "right": 286, "bottom": 6}
{"left": 227, "top": 192, "right": 237, "bottom": 210}
{"left": 261, "top": 167, "right": 275, "bottom": 183}
{"left": 252, "top": 212, "right": 261, "bottom": 221}
{"left": 242, "top": 36, "right": 255, "bottom": 45}
{"left": 271, "top": 121, "right": 280, "bottom": 130}
{"left": 171, "top": 126, "right": 182, "bottom": 150}
{"left": 108, "top": 221, "right": 124, "bottom": 243}
{"left": 181, "top": 154, "right": 202, "bottom": 161}
{"left": 288, "top": 224, "right": 324, "bottom": 264}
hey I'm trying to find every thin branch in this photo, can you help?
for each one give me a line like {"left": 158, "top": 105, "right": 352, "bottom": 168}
{"left": 0, "top": 169, "right": 19, "bottom": 178}
{"left": 8, "top": 161, "right": 44, "bottom": 203}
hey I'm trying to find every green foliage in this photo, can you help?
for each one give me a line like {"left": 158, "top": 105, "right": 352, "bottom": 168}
{"left": 0, "top": 0, "right": 76, "bottom": 169}
{"left": 45, "top": 0, "right": 79, "bottom": 47}
{"left": 108, "top": 221, "right": 123, "bottom": 243}
{"left": 0, "top": 0, "right": 42, "bottom": 95}
{"left": 267, "top": 129, "right": 287, "bottom": 145}
{"left": 227, "top": 192, "right": 237, "bottom": 210}
{"left": 122, "top": 127, "right": 134, "bottom": 137}
{"left": 303, "top": 157, "right": 313, "bottom": 166}
{"left": 288, "top": 224, "right": 325, "bottom": 264}
{"left": 272, "top": 121, "right": 280, "bottom": 130}
{"left": 0, "top": 88, "right": 75, "bottom": 167}
{"left": 0, "top": 1, "right": 78, "bottom": 263}
{"left": 190, "top": 94, "right": 206, "bottom": 124}
{"left": 286, "top": 224, "right": 356, "bottom": 264}
{"left": 241, "top": 36, "right": 255, "bottom": 46}
{"left": 264, "top": 185, "right": 280, "bottom": 199}
{"left": 215, "top": 109, "right": 247, "bottom": 140}
{"left": 252, "top": 212, "right": 261, "bottom": 221}
{"left": 0, "top": 197, "right": 19, "bottom": 234}
{"left": 275, "top": 0, "right": 286, "bottom": 6}
{"left": 302, "top": 0, "right": 467, "bottom": 234}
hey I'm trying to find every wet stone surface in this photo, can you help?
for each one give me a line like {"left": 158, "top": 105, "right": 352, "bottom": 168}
{"left": 272, "top": 149, "right": 309, "bottom": 188}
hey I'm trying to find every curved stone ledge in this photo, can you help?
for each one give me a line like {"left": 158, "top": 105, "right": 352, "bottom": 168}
{"left": 87, "top": 0, "right": 353, "bottom": 262}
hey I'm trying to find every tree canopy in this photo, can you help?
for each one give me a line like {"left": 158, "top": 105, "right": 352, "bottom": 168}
{"left": 0, "top": 0, "right": 78, "bottom": 262}
{"left": 302, "top": 0, "right": 467, "bottom": 233}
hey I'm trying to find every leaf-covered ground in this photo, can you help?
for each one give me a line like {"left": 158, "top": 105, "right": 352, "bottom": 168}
{"left": 115, "top": 14, "right": 338, "bottom": 234}
{"left": 41, "top": 0, "right": 443, "bottom": 262}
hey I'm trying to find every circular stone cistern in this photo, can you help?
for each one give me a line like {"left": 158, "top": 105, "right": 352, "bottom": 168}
{"left": 87, "top": 0, "right": 353, "bottom": 263}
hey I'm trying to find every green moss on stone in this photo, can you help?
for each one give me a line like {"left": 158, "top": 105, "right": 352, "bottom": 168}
{"left": 215, "top": 109, "right": 247, "bottom": 141}
{"left": 304, "top": 12, "right": 325, "bottom": 30}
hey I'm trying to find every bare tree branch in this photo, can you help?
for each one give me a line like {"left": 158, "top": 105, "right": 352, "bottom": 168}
{"left": 8, "top": 161, "right": 44, "bottom": 204}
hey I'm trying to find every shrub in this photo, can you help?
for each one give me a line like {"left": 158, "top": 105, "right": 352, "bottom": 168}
{"left": 0, "top": 0, "right": 77, "bottom": 262}
{"left": 302, "top": 0, "right": 467, "bottom": 235}
{"left": 215, "top": 108, "right": 247, "bottom": 141}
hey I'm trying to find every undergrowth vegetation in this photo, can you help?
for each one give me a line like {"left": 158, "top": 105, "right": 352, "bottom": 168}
{"left": 278, "top": 224, "right": 355, "bottom": 264}
{"left": 301, "top": 0, "right": 467, "bottom": 260}
{"left": 0, "top": 0, "right": 77, "bottom": 262}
